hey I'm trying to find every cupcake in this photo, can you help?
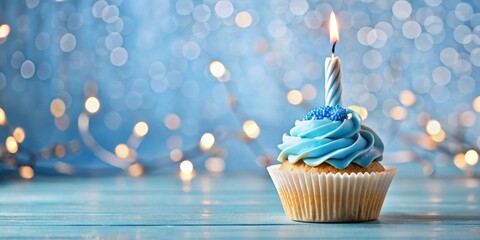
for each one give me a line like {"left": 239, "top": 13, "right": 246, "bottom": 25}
{"left": 267, "top": 105, "right": 396, "bottom": 222}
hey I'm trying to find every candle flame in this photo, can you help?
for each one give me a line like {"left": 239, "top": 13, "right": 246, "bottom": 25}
{"left": 329, "top": 12, "right": 339, "bottom": 43}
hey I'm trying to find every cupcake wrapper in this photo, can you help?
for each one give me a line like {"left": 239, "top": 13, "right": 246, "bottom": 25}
{"left": 267, "top": 164, "right": 397, "bottom": 223}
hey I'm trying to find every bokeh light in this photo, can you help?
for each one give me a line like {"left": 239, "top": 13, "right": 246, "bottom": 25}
{"left": 348, "top": 106, "right": 368, "bottom": 120}
{"left": 426, "top": 120, "right": 441, "bottom": 135}
{"left": 128, "top": 163, "right": 144, "bottom": 177}
{"left": 5, "top": 136, "right": 18, "bottom": 154}
{"left": 85, "top": 97, "right": 100, "bottom": 114}
{"left": 0, "top": 108, "right": 6, "bottom": 126}
{"left": 180, "top": 160, "right": 194, "bottom": 174}
{"left": 115, "top": 144, "right": 130, "bottom": 159}
{"left": 235, "top": 11, "right": 253, "bottom": 28}
{"left": 199, "top": 133, "right": 215, "bottom": 151}
{"left": 465, "top": 150, "right": 479, "bottom": 166}
{"left": 0, "top": 24, "right": 10, "bottom": 38}
{"left": 13, "top": 127, "right": 25, "bottom": 143}
{"left": 133, "top": 121, "right": 149, "bottom": 137}
{"left": 205, "top": 157, "right": 225, "bottom": 173}
{"left": 19, "top": 166, "right": 34, "bottom": 180}
{"left": 50, "top": 98, "right": 66, "bottom": 118}
{"left": 243, "top": 120, "right": 260, "bottom": 139}
{"left": 287, "top": 90, "right": 303, "bottom": 105}
{"left": 209, "top": 61, "right": 226, "bottom": 78}
{"left": 164, "top": 113, "right": 181, "bottom": 130}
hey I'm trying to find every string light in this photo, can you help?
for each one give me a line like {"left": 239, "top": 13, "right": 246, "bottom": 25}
{"left": 454, "top": 153, "right": 467, "bottom": 169}
{"left": 133, "top": 121, "right": 149, "bottom": 137}
{"left": 19, "top": 166, "right": 34, "bottom": 180}
{"left": 50, "top": 98, "right": 66, "bottom": 118}
{"left": 85, "top": 97, "right": 100, "bottom": 114}
{"left": 431, "top": 129, "right": 446, "bottom": 143}
{"left": 199, "top": 133, "right": 215, "bottom": 151}
{"left": 0, "top": 108, "right": 7, "bottom": 125}
{"left": 115, "top": 144, "right": 130, "bottom": 159}
{"left": 426, "top": 120, "right": 441, "bottom": 135}
{"left": 0, "top": 24, "right": 10, "bottom": 38}
{"left": 128, "top": 163, "right": 144, "bottom": 177}
{"left": 205, "top": 157, "right": 225, "bottom": 173}
{"left": 54, "top": 145, "right": 66, "bottom": 158}
{"left": 243, "top": 120, "right": 260, "bottom": 139}
{"left": 180, "top": 160, "right": 194, "bottom": 174}
{"left": 13, "top": 127, "right": 25, "bottom": 143}
{"left": 465, "top": 150, "right": 479, "bottom": 166}
{"left": 5, "top": 136, "right": 18, "bottom": 154}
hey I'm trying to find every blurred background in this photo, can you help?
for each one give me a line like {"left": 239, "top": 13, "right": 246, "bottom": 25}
{"left": 0, "top": 0, "right": 479, "bottom": 179}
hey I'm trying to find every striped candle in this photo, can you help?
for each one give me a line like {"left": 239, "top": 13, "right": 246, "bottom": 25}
{"left": 324, "top": 56, "right": 342, "bottom": 106}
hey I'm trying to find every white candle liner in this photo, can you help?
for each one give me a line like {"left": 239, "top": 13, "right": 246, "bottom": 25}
{"left": 267, "top": 164, "right": 397, "bottom": 223}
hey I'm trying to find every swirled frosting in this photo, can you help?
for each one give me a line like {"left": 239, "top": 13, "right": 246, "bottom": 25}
{"left": 277, "top": 109, "right": 384, "bottom": 169}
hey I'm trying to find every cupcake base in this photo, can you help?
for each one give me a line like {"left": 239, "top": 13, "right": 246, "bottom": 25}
{"left": 267, "top": 164, "right": 397, "bottom": 223}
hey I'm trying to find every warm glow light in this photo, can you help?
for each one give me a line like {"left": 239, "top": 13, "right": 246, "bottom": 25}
{"left": 115, "top": 144, "right": 130, "bottom": 159}
{"left": 0, "top": 108, "right": 7, "bottom": 125}
{"left": 5, "top": 136, "right": 18, "bottom": 154}
{"left": 85, "top": 97, "right": 100, "bottom": 114}
{"left": 180, "top": 160, "right": 194, "bottom": 174}
{"left": 431, "top": 129, "right": 446, "bottom": 143}
{"left": 390, "top": 106, "right": 407, "bottom": 121}
{"left": 329, "top": 12, "right": 339, "bottom": 43}
{"left": 19, "top": 166, "right": 34, "bottom": 180}
{"left": 243, "top": 120, "right": 260, "bottom": 139}
{"left": 205, "top": 157, "right": 225, "bottom": 173}
{"left": 170, "top": 149, "right": 183, "bottom": 162}
{"left": 50, "top": 98, "right": 66, "bottom": 118}
{"left": 287, "top": 90, "right": 303, "bottom": 105}
{"left": 426, "top": 120, "right": 441, "bottom": 135}
{"left": 133, "top": 121, "right": 149, "bottom": 137}
{"left": 459, "top": 111, "right": 476, "bottom": 127}
{"left": 399, "top": 90, "right": 416, "bottom": 107}
{"left": 454, "top": 153, "right": 466, "bottom": 169}
{"left": 128, "top": 163, "right": 144, "bottom": 177}
{"left": 164, "top": 113, "right": 181, "bottom": 130}
{"left": 473, "top": 96, "right": 480, "bottom": 112}
{"left": 13, "top": 127, "right": 25, "bottom": 143}
{"left": 0, "top": 24, "right": 10, "bottom": 38}
{"left": 199, "top": 133, "right": 215, "bottom": 151}
{"left": 348, "top": 105, "right": 368, "bottom": 120}
{"left": 301, "top": 84, "right": 317, "bottom": 101}
{"left": 209, "top": 61, "right": 226, "bottom": 78}
{"left": 55, "top": 145, "right": 66, "bottom": 158}
{"left": 235, "top": 11, "right": 253, "bottom": 28}
{"left": 465, "top": 149, "right": 479, "bottom": 166}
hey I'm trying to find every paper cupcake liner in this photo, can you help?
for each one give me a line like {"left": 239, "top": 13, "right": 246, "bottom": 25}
{"left": 267, "top": 164, "right": 397, "bottom": 223}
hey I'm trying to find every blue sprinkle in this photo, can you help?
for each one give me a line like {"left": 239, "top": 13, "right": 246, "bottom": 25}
{"left": 304, "top": 105, "right": 347, "bottom": 121}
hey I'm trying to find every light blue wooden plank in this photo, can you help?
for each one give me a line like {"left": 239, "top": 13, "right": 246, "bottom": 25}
{"left": 0, "top": 174, "right": 478, "bottom": 238}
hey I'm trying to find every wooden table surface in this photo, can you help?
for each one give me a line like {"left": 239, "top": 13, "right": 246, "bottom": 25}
{"left": 0, "top": 173, "right": 479, "bottom": 239}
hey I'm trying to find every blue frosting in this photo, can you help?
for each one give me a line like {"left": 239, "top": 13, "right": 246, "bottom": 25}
{"left": 278, "top": 109, "right": 384, "bottom": 169}
{"left": 304, "top": 105, "right": 347, "bottom": 121}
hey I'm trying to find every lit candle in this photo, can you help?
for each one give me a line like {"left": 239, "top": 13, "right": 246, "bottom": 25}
{"left": 325, "top": 12, "right": 342, "bottom": 107}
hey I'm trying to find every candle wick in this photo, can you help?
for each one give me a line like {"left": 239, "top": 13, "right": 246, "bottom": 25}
{"left": 331, "top": 41, "right": 337, "bottom": 56}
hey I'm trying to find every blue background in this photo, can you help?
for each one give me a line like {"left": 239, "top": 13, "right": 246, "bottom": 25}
{"left": 0, "top": 0, "right": 479, "bottom": 176}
